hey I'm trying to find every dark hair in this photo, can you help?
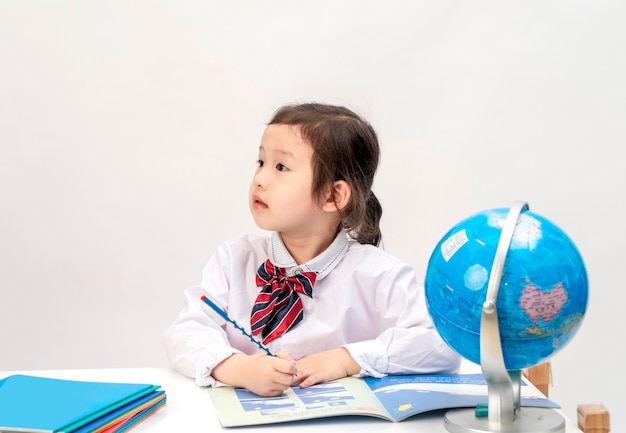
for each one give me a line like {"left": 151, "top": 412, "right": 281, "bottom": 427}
{"left": 269, "top": 102, "right": 383, "bottom": 247}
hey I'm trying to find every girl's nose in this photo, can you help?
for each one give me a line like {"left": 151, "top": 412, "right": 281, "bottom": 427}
{"left": 252, "top": 168, "right": 266, "bottom": 188}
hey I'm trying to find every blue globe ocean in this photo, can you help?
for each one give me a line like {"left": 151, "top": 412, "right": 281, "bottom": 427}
{"left": 425, "top": 207, "right": 588, "bottom": 370}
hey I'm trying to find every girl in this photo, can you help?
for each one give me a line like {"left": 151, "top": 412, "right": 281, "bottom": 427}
{"left": 163, "top": 103, "right": 460, "bottom": 396}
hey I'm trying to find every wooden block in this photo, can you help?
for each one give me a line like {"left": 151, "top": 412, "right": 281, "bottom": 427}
{"left": 523, "top": 362, "right": 552, "bottom": 397}
{"left": 577, "top": 404, "right": 610, "bottom": 433}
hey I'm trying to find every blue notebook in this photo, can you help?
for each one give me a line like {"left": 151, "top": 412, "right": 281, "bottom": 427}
{"left": 71, "top": 390, "right": 166, "bottom": 433}
{"left": 0, "top": 374, "right": 162, "bottom": 432}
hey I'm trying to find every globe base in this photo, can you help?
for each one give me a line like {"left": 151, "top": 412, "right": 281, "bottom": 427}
{"left": 444, "top": 407, "right": 565, "bottom": 433}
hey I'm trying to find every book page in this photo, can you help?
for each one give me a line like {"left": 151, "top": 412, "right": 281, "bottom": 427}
{"left": 365, "top": 374, "right": 560, "bottom": 422}
{"left": 208, "top": 377, "right": 392, "bottom": 427}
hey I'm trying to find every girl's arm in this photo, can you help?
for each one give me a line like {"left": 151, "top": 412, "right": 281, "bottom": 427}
{"left": 163, "top": 245, "right": 248, "bottom": 387}
{"left": 343, "top": 262, "right": 462, "bottom": 377}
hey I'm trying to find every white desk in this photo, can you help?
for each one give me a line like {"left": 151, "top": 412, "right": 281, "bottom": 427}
{"left": 0, "top": 367, "right": 582, "bottom": 432}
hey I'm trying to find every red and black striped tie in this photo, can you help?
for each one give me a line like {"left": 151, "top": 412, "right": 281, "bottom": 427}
{"left": 250, "top": 259, "right": 316, "bottom": 345}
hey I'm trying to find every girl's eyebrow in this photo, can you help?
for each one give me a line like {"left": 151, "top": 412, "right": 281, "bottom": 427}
{"left": 258, "top": 145, "right": 295, "bottom": 160}
{"left": 275, "top": 149, "right": 295, "bottom": 159}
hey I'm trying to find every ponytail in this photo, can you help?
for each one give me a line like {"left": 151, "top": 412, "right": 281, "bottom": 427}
{"left": 350, "top": 191, "right": 382, "bottom": 247}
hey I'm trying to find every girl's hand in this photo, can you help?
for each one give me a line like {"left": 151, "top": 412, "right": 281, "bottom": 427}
{"left": 212, "top": 352, "right": 297, "bottom": 396}
{"left": 293, "top": 348, "right": 360, "bottom": 388}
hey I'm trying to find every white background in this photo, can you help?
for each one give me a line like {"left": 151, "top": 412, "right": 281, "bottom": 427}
{"left": 1, "top": 1, "right": 623, "bottom": 430}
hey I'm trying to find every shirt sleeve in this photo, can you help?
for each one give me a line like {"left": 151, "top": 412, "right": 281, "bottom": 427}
{"left": 342, "top": 260, "right": 462, "bottom": 377}
{"left": 162, "top": 248, "right": 241, "bottom": 387}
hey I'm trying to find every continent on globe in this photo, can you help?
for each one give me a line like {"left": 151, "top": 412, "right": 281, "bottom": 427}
{"left": 520, "top": 281, "right": 567, "bottom": 326}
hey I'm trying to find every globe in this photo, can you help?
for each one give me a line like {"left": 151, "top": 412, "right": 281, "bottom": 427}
{"left": 425, "top": 205, "right": 588, "bottom": 371}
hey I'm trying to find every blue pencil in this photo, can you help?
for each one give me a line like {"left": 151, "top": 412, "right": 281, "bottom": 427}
{"left": 200, "top": 295, "right": 275, "bottom": 357}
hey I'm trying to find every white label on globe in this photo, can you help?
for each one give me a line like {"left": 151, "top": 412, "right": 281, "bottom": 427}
{"left": 441, "top": 229, "right": 468, "bottom": 262}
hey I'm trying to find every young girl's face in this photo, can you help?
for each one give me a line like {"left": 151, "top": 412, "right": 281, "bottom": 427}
{"left": 249, "top": 124, "right": 329, "bottom": 236}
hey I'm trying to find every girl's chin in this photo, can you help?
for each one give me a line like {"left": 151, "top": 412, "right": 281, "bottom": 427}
{"left": 250, "top": 215, "right": 275, "bottom": 231}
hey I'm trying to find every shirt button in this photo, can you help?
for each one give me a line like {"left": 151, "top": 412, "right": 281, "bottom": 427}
{"left": 294, "top": 268, "right": 302, "bottom": 275}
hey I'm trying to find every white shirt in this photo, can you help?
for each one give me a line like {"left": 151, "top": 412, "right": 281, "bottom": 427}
{"left": 163, "top": 230, "right": 461, "bottom": 386}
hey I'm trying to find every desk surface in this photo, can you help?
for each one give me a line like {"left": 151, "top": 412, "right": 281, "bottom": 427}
{"left": 0, "top": 366, "right": 582, "bottom": 432}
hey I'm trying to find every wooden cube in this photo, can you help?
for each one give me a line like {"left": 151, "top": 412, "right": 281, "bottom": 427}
{"left": 523, "top": 362, "right": 552, "bottom": 397}
{"left": 577, "top": 404, "right": 610, "bottom": 433}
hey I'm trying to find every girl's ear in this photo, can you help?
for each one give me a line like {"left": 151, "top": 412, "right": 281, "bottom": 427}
{"left": 322, "top": 180, "right": 351, "bottom": 212}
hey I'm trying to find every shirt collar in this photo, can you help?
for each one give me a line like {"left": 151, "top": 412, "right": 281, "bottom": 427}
{"left": 268, "top": 229, "right": 349, "bottom": 281}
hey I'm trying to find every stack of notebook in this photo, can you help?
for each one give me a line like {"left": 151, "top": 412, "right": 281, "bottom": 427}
{"left": 0, "top": 374, "right": 166, "bottom": 432}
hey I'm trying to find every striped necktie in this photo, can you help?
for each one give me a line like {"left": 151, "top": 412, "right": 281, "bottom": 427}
{"left": 250, "top": 259, "right": 316, "bottom": 345}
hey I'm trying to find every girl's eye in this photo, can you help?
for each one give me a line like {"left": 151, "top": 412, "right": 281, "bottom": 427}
{"left": 256, "top": 160, "right": 264, "bottom": 167}
{"left": 276, "top": 163, "right": 289, "bottom": 172}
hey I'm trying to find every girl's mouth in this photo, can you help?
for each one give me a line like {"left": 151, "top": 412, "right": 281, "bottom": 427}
{"left": 252, "top": 195, "right": 268, "bottom": 210}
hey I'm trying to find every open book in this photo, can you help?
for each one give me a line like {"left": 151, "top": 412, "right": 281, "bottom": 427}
{"left": 208, "top": 373, "right": 559, "bottom": 427}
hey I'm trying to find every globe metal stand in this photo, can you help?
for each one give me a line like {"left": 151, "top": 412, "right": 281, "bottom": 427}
{"left": 443, "top": 201, "right": 566, "bottom": 433}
